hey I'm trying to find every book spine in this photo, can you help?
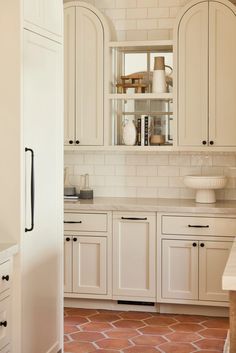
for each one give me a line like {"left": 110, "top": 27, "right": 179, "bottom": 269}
{"left": 141, "top": 115, "right": 145, "bottom": 146}
{"left": 144, "top": 116, "right": 149, "bottom": 146}
{"left": 137, "top": 117, "right": 141, "bottom": 146}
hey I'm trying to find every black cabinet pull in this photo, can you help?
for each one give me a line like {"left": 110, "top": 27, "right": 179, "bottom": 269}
{"left": 69, "top": 140, "right": 73, "bottom": 144}
{"left": 209, "top": 141, "right": 214, "bottom": 145}
{"left": 73, "top": 237, "right": 78, "bottom": 242}
{"left": 202, "top": 140, "right": 207, "bottom": 145}
{"left": 65, "top": 237, "right": 70, "bottom": 242}
{"left": 64, "top": 221, "right": 82, "bottom": 224}
{"left": 25, "top": 148, "right": 35, "bottom": 233}
{"left": 0, "top": 321, "right": 7, "bottom": 327}
{"left": 192, "top": 242, "right": 197, "bottom": 247}
{"left": 188, "top": 225, "right": 209, "bottom": 228}
{"left": 121, "top": 217, "right": 147, "bottom": 221}
{"left": 76, "top": 140, "right": 80, "bottom": 145}
{"left": 200, "top": 243, "right": 205, "bottom": 247}
{"left": 2, "top": 275, "right": 9, "bottom": 281}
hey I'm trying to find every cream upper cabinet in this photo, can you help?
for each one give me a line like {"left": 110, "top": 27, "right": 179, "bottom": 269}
{"left": 64, "top": 2, "right": 110, "bottom": 147}
{"left": 176, "top": 0, "right": 236, "bottom": 147}
{"left": 113, "top": 213, "right": 156, "bottom": 300}
{"left": 24, "top": 0, "right": 63, "bottom": 40}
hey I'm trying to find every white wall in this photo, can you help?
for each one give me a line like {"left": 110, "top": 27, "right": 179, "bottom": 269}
{"left": 64, "top": 0, "right": 236, "bottom": 200}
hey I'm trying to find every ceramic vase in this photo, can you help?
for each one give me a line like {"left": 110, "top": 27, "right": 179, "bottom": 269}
{"left": 123, "top": 119, "right": 137, "bottom": 146}
{"left": 152, "top": 56, "right": 167, "bottom": 93}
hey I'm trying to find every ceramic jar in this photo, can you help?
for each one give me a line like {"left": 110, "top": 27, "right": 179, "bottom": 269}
{"left": 122, "top": 119, "right": 137, "bottom": 146}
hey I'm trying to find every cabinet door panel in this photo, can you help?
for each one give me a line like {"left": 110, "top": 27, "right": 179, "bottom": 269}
{"left": 0, "top": 297, "right": 10, "bottom": 351}
{"left": 162, "top": 240, "right": 198, "bottom": 300}
{"left": 64, "top": 237, "right": 73, "bottom": 293}
{"left": 178, "top": 3, "right": 208, "bottom": 146}
{"left": 73, "top": 237, "right": 107, "bottom": 295}
{"left": 209, "top": 2, "right": 236, "bottom": 146}
{"left": 24, "top": 0, "right": 63, "bottom": 38}
{"left": 113, "top": 214, "right": 156, "bottom": 298}
{"left": 199, "top": 241, "right": 232, "bottom": 302}
{"left": 75, "top": 7, "right": 104, "bottom": 145}
{"left": 64, "top": 7, "right": 76, "bottom": 145}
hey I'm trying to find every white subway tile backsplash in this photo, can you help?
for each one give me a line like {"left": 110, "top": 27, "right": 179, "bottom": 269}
{"left": 126, "top": 8, "right": 148, "bottom": 19}
{"left": 147, "top": 154, "right": 169, "bottom": 165}
{"left": 179, "top": 166, "right": 201, "bottom": 176}
{"left": 147, "top": 7, "right": 169, "bottom": 18}
{"left": 137, "top": 0, "right": 158, "bottom": 8}
{"left": 126, "top": 176, "right": 147, "bottom": 187}
{"left": 158, "top": 187, "right": 180, "bottom": 199}
{"left": 74, "top": 165, "right": 94, "bottom": 175}
{"left": 169, "top": 176, "right": 184, "bottom": 188}
{"left": 158, "top": 18, "right": 175, "bottom": 29}
{"left": 169, "top": 154, "right": 191, "bottom": 166}
{"left": 126, "top": 154, "right": 147, "bottom": 165}
{"left": 115, "top": 165, "right": 137, "bottom": 176}
{"left": 114, "top": 19, "right": 137, "bottom": 30}
{"left": 126, "top": 29, "right": 148, "bottom": 40}
{"left": 94, "top": 165, "right": 115, "bottom": 176}
{"left": 137, "top": 187, "right": 158, "bottom": 198}
{"left": 158, "top": 166, "right": 179, "bottom": 176}
{"left": 116, "top": 0, "right": 137, "bottom": 8}
{"left": 105, "top": 8, "right": 126, "bottom": 19}
{"left": 95, "top": 0, "right": 116, "bottom": 8}
{"left": 137, "top": 19, "right": 158, "bottom": 30}
{"left": 159, "top": 0, "right": 180, "bottom": 6}
{"left": 105, "top": 154, "right": 126, "bottom": 165}
{"left": 147, "top": 176, "right": 169, "bottom": 187}
{"left": 84, "top": 153, "right": 105, "bottom": 165}
{"left": 137, "top": 165, "right": 157, "bottom": 176}
{"left": 212, "top": 155, "right": 236, "bottom": 167}
{"left": 147, "top": 29, "right": 170, "bottom": 40}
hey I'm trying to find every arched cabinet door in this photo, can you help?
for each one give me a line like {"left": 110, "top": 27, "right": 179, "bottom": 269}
{"left": 209, "top": 1, "right": 236, "bottom": 147}
{"left": 177, "top": 2, "right": 208, "bottom": 146}
{"left": 75, "top": 6, "right": 104, "bottom": 146}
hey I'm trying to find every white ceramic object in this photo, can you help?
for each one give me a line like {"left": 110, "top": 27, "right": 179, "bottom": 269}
{"left": 184, "top": 175, "right": 227, "bottom": 203}
{"left": 122, "top": 119, "right": 137, "bottom": 146}
{"left": 152, "top": 70, "right": 167, "bottom": 93}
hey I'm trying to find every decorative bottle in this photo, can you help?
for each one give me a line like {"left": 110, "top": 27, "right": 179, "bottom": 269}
{"left": 152, "top": 56, "right": 167, "bottom": 93}
{"left": 122, "top": 118, "right": 137, "bottom": 146}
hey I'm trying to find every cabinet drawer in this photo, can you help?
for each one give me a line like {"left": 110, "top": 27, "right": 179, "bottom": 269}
{"left": 162, "top": 215, "right": 236, "bottom": 236}
{"left": 0, "top": 262, "right": 11, "bottom": 295}
{"left": 64, "top": 213, "right": 108, "bottom": 232}
{"left": 0, "top": 297, "right": 10, "bottom": 350}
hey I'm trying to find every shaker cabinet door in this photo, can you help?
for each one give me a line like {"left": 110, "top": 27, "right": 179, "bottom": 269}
{"left": 162, "top": 239, "right": 198, "bottom": 300}
{"left": 177, "top": 2, "right": 208, "bottom": 146}
{"left": 24, "top": 0, "right": 63, "bottom": 40}
{"left": 64, "top": 236, "right": 73, "bottom": 293}
{"left": 209, "top": 2, "right": 236, "bottom": 146}
{"left": 75, "top": 6, "right": 104, "bottom": 146}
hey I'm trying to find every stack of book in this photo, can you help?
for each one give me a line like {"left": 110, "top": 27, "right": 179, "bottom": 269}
{"left": 137, "top": 115, "right": 153, "bottom": 146}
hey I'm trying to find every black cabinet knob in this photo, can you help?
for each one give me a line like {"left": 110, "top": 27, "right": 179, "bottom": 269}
{"left": 192, "top": 242, "right": 197, "bottom": 247}
{"left": 69, "top": 140, "right": 73, "bottom": 145}
{"left": 202, "top": 140, "right": 207, "bottom": 145}
{"left": 73, "top": 237, "right": 78, "bottom": 242}
{"left": 2, "top": 275, "right": 9, "bottom": 281}
{"left": 65, "top": 237, "right": 70, "bottom": 242}
{"left": 0, "top": 321, "right": 7, "bottom": 327}
{"left": 209, "top": 141, "right": 214, "bottom": 145}
{"left": 200, "top": 243, "right": 205, "bottom": 247}
{"left": 75, "top": 140, "right": 80, "bottom": 145}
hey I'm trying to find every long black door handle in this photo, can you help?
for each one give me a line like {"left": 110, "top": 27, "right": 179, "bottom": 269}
{"left": 64, "top": 221, "right": 82, "bottom": 224}
{"left": 188, "top": 225, "right": 209, "bottom": 228}
{"left": 25, "top": 148, "right": 35, "bottom": 232}
{"left": 121, "top": 217, "right": 147, "bottom": 221}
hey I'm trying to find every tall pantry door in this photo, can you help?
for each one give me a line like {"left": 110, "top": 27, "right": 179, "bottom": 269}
{"left": 22, "top": 30, "right": 63, "bottom": 353}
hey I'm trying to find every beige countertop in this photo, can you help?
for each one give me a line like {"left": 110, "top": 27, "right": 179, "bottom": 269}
{"left": 64, "top": 197, "right": 236, "bottom": 214}
{"left": 0, "top": 243, "right": 18, "bottom": 263}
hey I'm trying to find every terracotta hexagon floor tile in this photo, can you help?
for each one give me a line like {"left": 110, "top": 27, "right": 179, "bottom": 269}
{"left": 66, "top": 308, "right": 98, "bottom": 317}
{"left": 70, "top": 331, "right": 105, "bottom": 342}
{"left": 64, "top": 325, "right": 80, "bottom": 334}
{"left": 171, "top": 323, "right": 204, "bottom": 332}
{"left": 64, "top": 341, "right": 96, "bottom": 353}
{"left": 90, "top": 350, "right": 120, "bottom": 353}
{"left": 203, "top": 318, "right": 229, "bottom": 329}
{"left": 144, "top": 316, "right": 177, "bottom": 326}
{"left": 89, "top": 313, "right": 121, "bottom": 323}
{"left": 195, "top": 338, "right": 225, "bottom": 350}
{"left": 139, "top": 325, "right": 173, "bottom": 335}
{"left": 97, "top": 338, "right": 131, "bottom": 349}
{"left": 173, "top": 315, "right": 207, "bottom": 323}
{"left": 199, "top": 328, "right": 228, "bottom": 339}
{"left": 194, "top": 351, "right": 221, "bottom": 353}
{"left": 123, "top": 346, "right": 161, "bottom": 353}
{"left": 119, "top": 311, "right": 152, "bottom": 320}
{"left": 64, "top": 335, "right": 70, "bottom": 343}
{"left": 65, "top": 316, "right": 89, "bottom": 326}
{"left": 166, "top": 332, "right": 201, "bottom": 343}
{"left": 105, "top": 328, "right": 139, "bottom": 339}
{"left": 131, "top": 334, "right": 167, "bottom": 346}
{"left": 81, "top": 322, "right": 113, "bottom": 332}
{"left": 113, "top": 319, "right": 145, "bottom": 329}
{"left": 158, "top": 342, "right": 196, "bottom": 353}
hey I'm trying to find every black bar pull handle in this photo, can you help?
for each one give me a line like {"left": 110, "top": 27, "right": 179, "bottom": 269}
{"left": 121, "top": 217, "right": 147, "bottom": 221}
{"left": 25, "top": 148, "right": 35, "bottom": 233}
{"left": 188, "top": 224, "right": 209, "bottom": 228}
{"left": 64, "top": 221, "right": 82, "bottom": 224}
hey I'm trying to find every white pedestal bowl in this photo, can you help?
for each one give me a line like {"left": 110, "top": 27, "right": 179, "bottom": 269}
{"left": 184, "top": 175, "right": 227, "bottom": 203}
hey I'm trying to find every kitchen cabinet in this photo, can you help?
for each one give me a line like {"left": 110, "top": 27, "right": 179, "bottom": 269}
{"left": 24, "top": 0, "right": 63, "bottom": 40}
{"left": 162, "top": 239, "right": 231, "bottom": 302}
{"left": 64, "top": 2, "right": 110, "bottom": 147}
{"left": 113, "top": 212, "right": 156, "bottom": 300}
{"left": 64, "top": 212, "right": 112, "bottom": 299}
{"left": 177, "top": 0, "right": 236, "bottom": 147}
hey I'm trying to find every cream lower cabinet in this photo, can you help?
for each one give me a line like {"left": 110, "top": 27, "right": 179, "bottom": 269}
{"left": 113, "top": 213, "right": 156, "bottom": 301}
{"left": 64, "top": 211, "right": 112, "bottom": 299}
{"left": 162, "top": 239, "right": 232, "bottom": 302}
